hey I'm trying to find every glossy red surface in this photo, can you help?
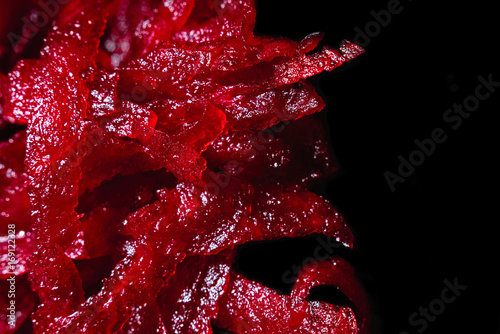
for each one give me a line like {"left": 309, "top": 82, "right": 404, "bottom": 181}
{"left": 0, "top": 0, "right": 367, "bottom": 333}
{"left": 292, "top": 257, "right": 372, "bottom": 334}
{"left": 215, "top": 271, "right": 358, "bottom": 333}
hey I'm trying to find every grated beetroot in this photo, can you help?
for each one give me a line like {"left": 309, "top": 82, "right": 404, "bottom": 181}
{"left": 214, "top": 271, "right": 358, "bottom": 334}
{"left": 0, "top": 0, "right": 368, "bottom": 333}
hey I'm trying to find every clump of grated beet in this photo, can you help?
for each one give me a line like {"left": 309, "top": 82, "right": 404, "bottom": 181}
{"left": 0, "top": 0, "right": 368, "bottom": 333}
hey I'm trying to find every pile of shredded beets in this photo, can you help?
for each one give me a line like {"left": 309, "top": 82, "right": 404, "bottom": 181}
{"left": 0, "top": 0, "right": 370, "bottom": 333}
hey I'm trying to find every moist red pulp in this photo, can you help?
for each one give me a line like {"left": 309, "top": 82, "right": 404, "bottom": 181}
{"left": 0, "top": 0, "right": 368, "bottom": 333}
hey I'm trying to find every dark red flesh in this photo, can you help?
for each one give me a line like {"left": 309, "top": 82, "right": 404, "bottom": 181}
{"left": 0, "top": 0, "right": 367, "bottom": 333}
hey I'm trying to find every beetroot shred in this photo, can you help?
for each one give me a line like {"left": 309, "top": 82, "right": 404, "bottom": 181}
{"left": 0, "top": 0, "right": 368, "bottom": 333}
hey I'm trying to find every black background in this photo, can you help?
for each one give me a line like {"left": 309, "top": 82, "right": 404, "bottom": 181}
{"left": 237, "top": 1, "right": 499, "bottom": 333}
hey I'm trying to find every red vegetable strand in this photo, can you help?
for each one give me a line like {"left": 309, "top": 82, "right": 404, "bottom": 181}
{"left": 292, "top": 256, "right": 372, "bottom": 334}
{"left": 214, "top": 271, "right": 358, "bottom": 334}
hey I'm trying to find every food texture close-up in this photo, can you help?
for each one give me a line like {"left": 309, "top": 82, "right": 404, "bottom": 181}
{"left": 2, "top": 0, "right": 499, "bottom": 333}
{"left": 0, "top": 0, "right": 376, "bottom": 333}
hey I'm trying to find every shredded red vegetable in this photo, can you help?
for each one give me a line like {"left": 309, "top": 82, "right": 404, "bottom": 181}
{"left": 0, "top": 0, "right": 369, "bottom": 333}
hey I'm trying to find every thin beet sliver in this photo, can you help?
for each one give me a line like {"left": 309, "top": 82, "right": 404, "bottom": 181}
{"left": 20, "top": 0, "right": 106, "bottom": 247}
{"left": 122, "top": 172, "right": 353, "bottom": 256}
{"left": 210, "top": 41, "right": 364, "bottom": 92}
{"left": 291, "top": 256, "right": 372, "bottom": 334}
{"left": 214, "top": 80, "right": 326, "bottom": 131}
{"left": 54, "top": 239, "right": 177, "bottom": 334}
{"left": 203, "top": 129, "right": 293, "bottom": 180}
{"left": 158, "top": 251, "right": 235, "bottom": 334}
{"left": 214, "top": 271, "right": 358, "bottom": 334}
{"left": 28, "top": 243, "right": 86, "bottom": 332}
{"left": 203, "top": 113, "right": 339, "bottom": 187}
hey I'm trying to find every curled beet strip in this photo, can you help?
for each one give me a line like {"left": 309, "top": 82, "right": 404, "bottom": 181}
{"left": 203, "top": 36, "right": 299, "bottom": 73}
{"left": 186, "top": 178, "right": 354, "bottom": 254}
{"left": 116, "top": 300, "right": 167, "bottom": 334}
{"left": 214, "top": 271, "right": 358, "bottom": 334}
{"left": 203, "top": 129, "right": 293, "bottom": 181}
{"left": 211, "top": 40, "right": 364, "bottom": 94}
{"left": 291, "top": 256, "right": 372, "bottom": 334}
{"left": 0, "top": 231, "right": 34, "bottom": 279}
{"left": 141, "top": 103, "right": 226, "bottom": 181}
{"left": 214, "top": 80, "right": 326, "bottom": 131}
{"left": 28, "top": 243, "right": 86, "bottom": 333}
{"left": 18, "top": 0, "right": 106, "bottom": 247}
{"left": 77, "top": 122, "right": 162, "bottom": 194}
{"left": 5, "top": 59, "right": 35, "bottom": 125}
{"left": 102, "top": 100, "right": 158, "bottom": 143}
{"left": 203, "top": 113, "right": 338, "bottom": 187}
{"left": 122, "top": 172, "right": 353, "bottom": 257}
{"left": 55, "top": 239, "right": 177, "bottom": 334}
{"left": 158, "top": 250, "right": 235, "bottom": 334}
{"left": 0, "top": 274, "right": 37, "bottom": 333}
